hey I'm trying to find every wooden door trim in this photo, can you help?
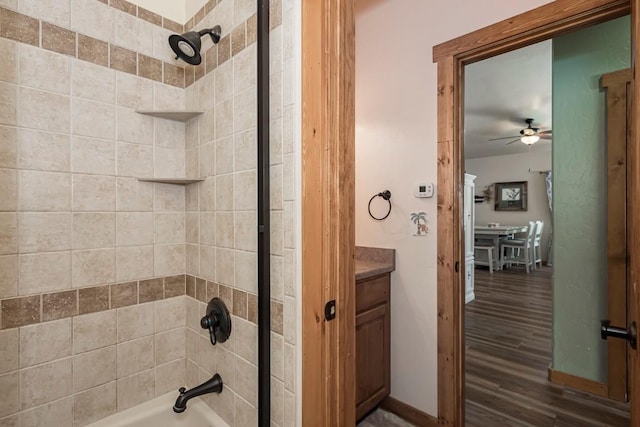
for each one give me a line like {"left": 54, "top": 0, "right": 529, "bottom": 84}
{"left": 301, "top": 0, "right": 356, "bottom": 425}
{"left": 432, "top": 0, "right": 635, "bottom": 425}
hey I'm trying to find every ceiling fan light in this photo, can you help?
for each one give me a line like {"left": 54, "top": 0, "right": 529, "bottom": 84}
{"left": 521, "top": 135, "right": 540, "bottom": 145}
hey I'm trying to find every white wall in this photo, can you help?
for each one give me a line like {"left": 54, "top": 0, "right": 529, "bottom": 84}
{"left": 354, "top": 0, "right": 553, "bottom": 416}
{"left": 466, "top": 149, "right": 552, "bottom": 261}
{"left": 126, "top": 0, "right": 207, "bottom": 24}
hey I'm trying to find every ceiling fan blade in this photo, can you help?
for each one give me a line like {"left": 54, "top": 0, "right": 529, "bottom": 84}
{"left": 538, "top": 130, "right": 552, "bottom": 135}
{"left": 505, "top": 139, "right": 520, "bottom": 145}
{"left": 488, "top": 135, "right": 520, "bottom": 141}
{"left": 540, "top": 134, "right": 552, "bottom": 140}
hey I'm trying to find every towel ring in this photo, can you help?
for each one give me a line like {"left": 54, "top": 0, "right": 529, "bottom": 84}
{"left": 368, "top": 190, "right": 392, "bottom": 221}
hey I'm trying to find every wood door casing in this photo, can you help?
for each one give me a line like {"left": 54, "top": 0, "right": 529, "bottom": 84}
{"left": 431, "top": 0, "right": 638, "bottom": 425}
{"left": 602, "top": 67, "right": 632, "bottom": 402}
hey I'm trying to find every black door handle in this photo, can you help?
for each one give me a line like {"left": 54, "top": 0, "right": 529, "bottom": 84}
{"left": 601, "top": 320, "right": 637, "bottom": 349}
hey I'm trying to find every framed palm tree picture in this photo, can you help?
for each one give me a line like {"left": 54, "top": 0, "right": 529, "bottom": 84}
{"left": 494, "top": 181, "right": 528, "bottom": 211}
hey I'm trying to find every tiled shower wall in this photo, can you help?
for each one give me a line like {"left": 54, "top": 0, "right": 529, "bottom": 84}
{"left": 0, "top": 0, "right": 192, "bottom": 425}
{"left": 0, "top": 0, "right": 298, "bottom": 425}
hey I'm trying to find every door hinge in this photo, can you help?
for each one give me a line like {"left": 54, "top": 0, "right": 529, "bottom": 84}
{"left": 324, "top": 300, "right": 336, "bottom": 321}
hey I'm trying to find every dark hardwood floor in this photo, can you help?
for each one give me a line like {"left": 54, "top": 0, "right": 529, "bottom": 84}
{"left": 466, "top": 266, "right": 630, "bottom": 427}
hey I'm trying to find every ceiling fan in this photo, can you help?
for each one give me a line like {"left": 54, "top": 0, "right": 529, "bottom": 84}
{"left": 488, "top": 118, "right": 552, "bottom": 145}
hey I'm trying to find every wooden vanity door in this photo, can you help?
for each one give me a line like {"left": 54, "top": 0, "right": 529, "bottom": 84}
{"left": 355, "top": 274, "right": 391, "bottom": 420}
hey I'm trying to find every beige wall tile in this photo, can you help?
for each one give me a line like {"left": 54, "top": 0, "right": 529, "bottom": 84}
{"left": 199, "top": 142, "right": 215, "bottom": 178}
{"left": 216, "top": 212, "right": 234, "bottom": 248}
{"left": 283, "top": 249, "right": 295, "bottom": 297}
{"left": 19, "top": 318, "right": 71, "bottom": 368}
{"left": 115, "top": 10, "right": 152, "bottom": 58}
{"left": 270, "top": 118, "right": 283, "bottom": 166}
{"left": 154, "top": 120, "right": 185, "bottom": 149}
{"left": 19, "top": 251, "right": 71, "bottom": 295}
{"left": 270, "top": 211, "right": 283, "bottom": 256}
{"left": 0, "top": 39, "right": 17, "bottom": 83}
{"left": 116, "top": 336, "right": 154, "bottom": 378}
{"left": 116, "top": 302, "right": 154, "bottom": 343}
{"left": 234, "top": 44, "right": 256, "bottom": 94}
{"left": 271, "top": 378, "right": 285, "bottom": 426}
{"left": 0, "top": 169, "right": 17, "bottom": 212}
{"left": 0, "top": 213, "right": 16, "bottom": 255}
{"left": 270, "top": 164, "right": 283, "bottom": 210}
{"left": 154, "top": 184, "right": 185, "bottom": 212}
{"left": 154, "top": 147, "right": 185, "bottom": 178}
{"left": 210, "top": 376, "right": 234, "bottom": 425}
{"left": 116, "top": 142, "right": 153, "bottom": 178}
{"left": 234, "top": 170, "right": 256, "bottom": 210}
{"left": 117, "top": 108, "right": 154, "bottom": 146}
{"left": 72, "top": 213, "right": 115, "bottom": 250}
{"left": 116, "top": 73, "right": 153, "bottom": 109}
{"left": 215, "top": 137, "right": 234, "bottom": 176}
{"left": 271, "top": 332, "right": 284, "bottom": 381}
{"left": 19, "top": 0, "right": 70, "bottom": 27}
{"left": 154, "top": 297, "right": 185, "bottom": 332}
{"left": 72, "top": 174, "right": 115, "bottom": 212}
{"left": 153, "top": 83, "right": 185, "bottom": 110}
{"left": 154, "top": 212, "right": 185, "bottom": 244}
{"left": 283, "top": 296, "right": 295, "bottom": 345}
{"left": 154, "top": 244, "right": 185, "bottom": 277}
{"left": 71, "top": 136, "right": 115, "bottom": 176}
{"left": 284, "top": 343, "right": 295, "bottom": 392}
{"left": 17, "top": 129, "right": 70, "bottom": 173}
{"left": 283, "top": 201, "right": 295, "bottom": 250}
{"left": 116, "top": 178, "right": 153, "bottom": 212}
{"left": 233, "top": 318, "right": 257, "bottom": 365}
{"left": 20, "top": 396, "right": 73, "bottom": 427}
{"left": 235, "top": 396, "right": 257, "bottom": 427}
{"left": 199, "top": 178, "right": 215, "bottom": 211}
{"left": 234, "top": 88, "right": 257, "bottom": 132}
{"left": 18, "top": 45, "right": 70, "bottom": 95}
{"left": 269, "top": 72, "right": 283, "bottom": 120}
{"left": 199, "top": 245, "right": 215, "bottom": 281}
{"left": 109, "top": 45, "right": 137, "bottom": 76}
{"left": 0, "top": 329, "right": 17, "bottom": 375}
{"left": 71, "top": 60, "right": 115, "bottom": 104}
{"left": 215, "top": 248, "right": 234, "bottom": 286}
{"left": 72, "top": 98, "right": 115, "bottom": 140}
{"left": 19, "top": 170, "right": 70, "bottom": 212}
{"left": 19, "top": 212, "right": 71, "bottom": 253}
{"left": 215, "top": 174, "right": 233, "bottom": 211}
{"left": 0, "top": 126, "right": 16, "bottom": 169}
{"left": 72, "top": 249, "right": 115, "bottom": 288}
{"left": 186, "top": 148, "right": 199, "bottom": 179}
{"left": 234, "top": 250, "right": 257, "bottom": 294}
{"left": 186, "top": 212, "right": 199, "bottom": 244}
{"left": 73, "top": 310, "right": 117, "bottom": 354}
{"left": 202, "top": 336, "right": 222, "bottom": 377}
{"left": 73, "top": 346, "right": 116, "bottom": 392}
{"left": 0, "top": 83, "right": 16, "bottom": 127}
{"left": 186, "top": 118, "right": 199, "bottom": 150}
{"left": 155, "top": 358, "right": 185, "bottom": 396}
{"left": 155, "top": 328, "right": 185, "bottom": 364}
{"left": 0, "top": 255, "right": 18, "bottom": 299}
{"left": 185, "top": 183, "right": 199, "bottom": 211}
{"left": 116, "top": 212, "right": 153, "bottom": 246}
{"left": 70, "top": 0, "right": 114, "bottom": 42}
{"left": 20, "top": 358, "right": 72, "bottom": 410}
{"left": 115, "top": 245, "right": 153, "bottom": 282}
{"left": 73, "top": 381, "right": 116, "bottom": 426}
{"left": 271, "top": 255, "right": 284, "bottom": 302}
{"left": 215, "top": 60, "right": 233, "bottom": 102}
{"left": 214, "top": 99, "right": 233, "bottom": 139}
{"left": 186, "top": 244, "right": 199, "bottom": 276}
{"left": 282, "top": 105, "right": 294, "bottom": 154}
{"left": 235, "top": 356, "right": 257, "bottom": 406}
{"left": 233, "top": 129, "right": 256, "bottom": 172}
{"left": 17, "top": 87, "right": 69, "bottom": 134}
{"left": 0, "top": 372, "right": 18, "bottom": 417}
{"left": 199, "top": 107, "right": 215, "bottom": 143}
{"left": 116, "top": 369, "right": 154, "bottom": 411}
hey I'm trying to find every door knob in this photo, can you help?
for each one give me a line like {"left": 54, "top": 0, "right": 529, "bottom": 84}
{"left": 600, "top": 320, "right": 637, "bottom": 349}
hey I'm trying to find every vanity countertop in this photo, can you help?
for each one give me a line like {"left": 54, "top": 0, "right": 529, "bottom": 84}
{"left": 355, "top": 246, "right": 395, "bottom": 281}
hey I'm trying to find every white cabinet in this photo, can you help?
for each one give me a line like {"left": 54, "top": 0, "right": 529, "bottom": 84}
{"left": 464, "top": 174, "right": 476, "bottom": 304}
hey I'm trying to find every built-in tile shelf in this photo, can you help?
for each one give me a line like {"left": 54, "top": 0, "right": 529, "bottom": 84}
{"left": 137, "top": 178, "right": 205, "bottom": 185}
{"left": 135, "top": 110, "right": 204, "bottom": 121}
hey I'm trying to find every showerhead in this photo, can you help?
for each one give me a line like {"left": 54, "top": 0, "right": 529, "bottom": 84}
{"left": 169, "top": 25, "right": 221, "bottom": 65}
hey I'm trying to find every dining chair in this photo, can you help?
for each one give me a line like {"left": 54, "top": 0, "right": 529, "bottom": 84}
{"left": 533, "top": 220, "right": 544, "bottom": 269}
{"left": 474, "top": 245, "right": 496, "bottom": 273}
{"left": 500, "top": 222, "right": 536, "bottom": 273}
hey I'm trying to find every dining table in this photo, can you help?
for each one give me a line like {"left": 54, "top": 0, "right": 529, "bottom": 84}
{"left": 474, "top": 225, "right": 529, "bottom": 270}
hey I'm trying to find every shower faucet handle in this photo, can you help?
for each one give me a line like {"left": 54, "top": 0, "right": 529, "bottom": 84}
{"left": 200, "top": 297, "right": 232, "bottom": 347}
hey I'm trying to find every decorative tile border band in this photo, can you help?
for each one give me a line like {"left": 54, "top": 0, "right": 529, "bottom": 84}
{"left": 0, "top": 273, "right": 282, "bottom": 333}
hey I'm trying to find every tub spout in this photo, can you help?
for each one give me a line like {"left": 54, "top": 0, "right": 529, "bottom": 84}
{"left": 173, "top": 373, "right": 223, "bottom": 413}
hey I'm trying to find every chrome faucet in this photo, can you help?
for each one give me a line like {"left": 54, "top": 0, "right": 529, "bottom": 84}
{"left": 173, "top": 374, "right": 223, "bottom": 413}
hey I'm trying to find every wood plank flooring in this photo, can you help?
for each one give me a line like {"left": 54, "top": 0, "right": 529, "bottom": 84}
{"left": 466, "top": 266, "right": 630, "bottom": 427}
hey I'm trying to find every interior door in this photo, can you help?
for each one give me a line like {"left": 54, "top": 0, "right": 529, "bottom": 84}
{"left": 631, "top": 0, "right": 640, "bottom": 418}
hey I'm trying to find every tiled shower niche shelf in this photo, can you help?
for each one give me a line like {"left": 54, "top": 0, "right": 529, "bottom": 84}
{"left": 137, "top": 178, "right": 205, "bottom": 185}
{"left": 135, "top": 110, "right": 203, "bottom": 121}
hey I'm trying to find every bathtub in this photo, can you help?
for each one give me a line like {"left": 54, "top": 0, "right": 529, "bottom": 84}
{"left": 87, "top": 392, "right": 229, "bottom": 427}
